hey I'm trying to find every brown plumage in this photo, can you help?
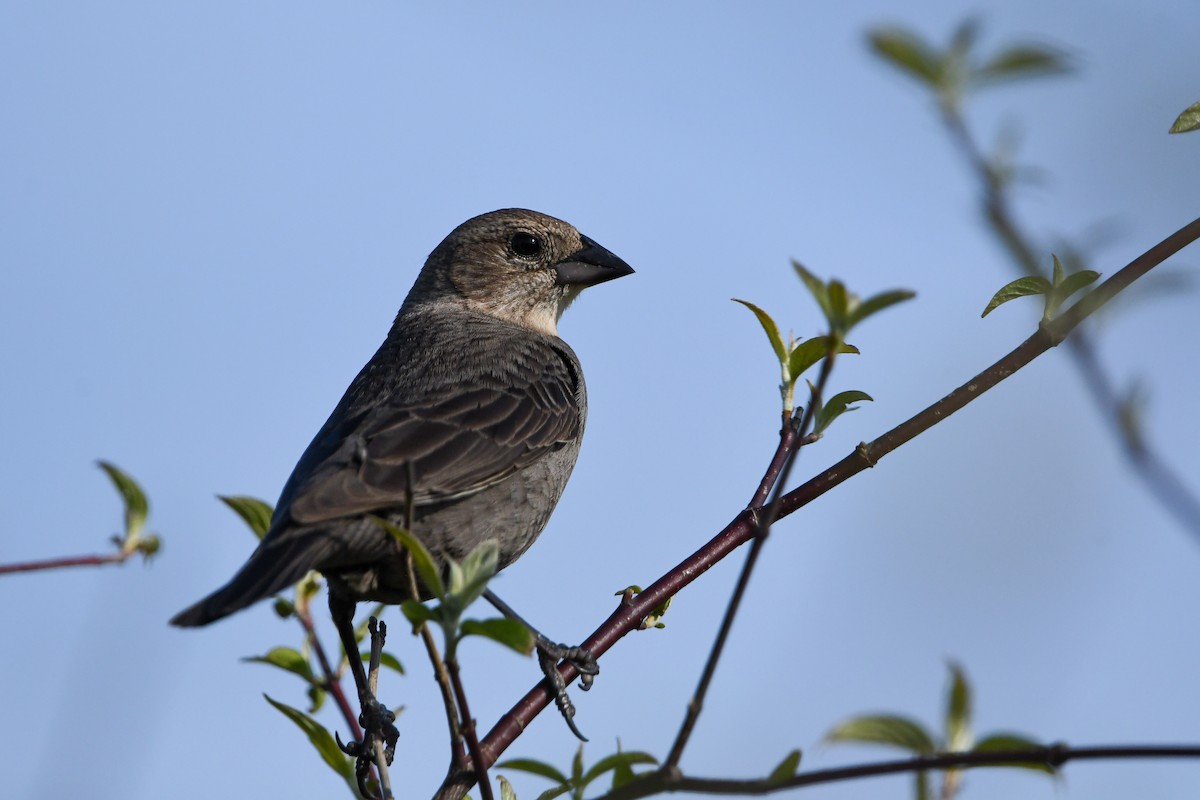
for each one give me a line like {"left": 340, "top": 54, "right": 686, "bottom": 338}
{"left": 171, "top": 208, "right": 633, "bottom": 627}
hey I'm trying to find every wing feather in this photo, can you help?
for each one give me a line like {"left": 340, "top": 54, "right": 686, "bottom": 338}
{"left": 286, "top": 340, "right": 581, "bottom": 525}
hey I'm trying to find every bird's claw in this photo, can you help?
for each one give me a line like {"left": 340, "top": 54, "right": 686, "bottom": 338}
{"left": 336, "top": 697, "right": 399, "bottom": 798}
{"left": 535, "top": 637, "right": 599, "bottom": 741}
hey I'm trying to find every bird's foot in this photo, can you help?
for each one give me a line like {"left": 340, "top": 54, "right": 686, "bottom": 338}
{"left": 336, "top": 696, "right": 399, "bottom": 798}
{"left": 535, "top": 635, "right": 599, "bottom": 741}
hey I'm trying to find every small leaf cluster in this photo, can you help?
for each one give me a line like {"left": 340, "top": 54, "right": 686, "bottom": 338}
{"left": 826, "top": 662, "right": 1050, "bottom": 800}
{"left": 616, "top": 585, "right": 671, "bottom": 630}
{"left": 1170, "top": 100, "right": 1200, "bottom": 134}
{"left": 97, "top": 461, "right": 161, "bottom": 560}
{"left": 869, "top": 20, "right": 1070, "bottom": 115}
{"left": 499, "top": 744, "right": 657, "bottom": 800}
{"left": 734, "top": 263, "right": 911, "bottom": 425}
{"left": 981, "top": 254, "right": 1099, "bottom": 322}
{"left": 219, "top": 496, "right": 398, "bottom": 797}
{"left": 375, "top": 518, "right": 534, "bottom": 662}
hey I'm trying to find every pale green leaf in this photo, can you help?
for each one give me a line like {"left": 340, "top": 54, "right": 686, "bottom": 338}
{"left": 867, "top": 27, "right": 943, "bottom": 85}
{"left": 974, "top": 45, "right": 1070, "bottom": 86}
{"left": 497, "top": 758, "right": 569, "bottom": 785}
{"left": 1170, "top": 101, "right": 1200, "bottom": 134}
{"left": 768, "top": 749, "right": 802, "bottom": 783}
{"left": 972, "top": 734, "right": 1056, "bottom": 774}
{"left": 263, "top": 695, "right": 356, "bottom": 790}
{"left": 732, "top": 299, "right": 787, "bottom": 364}
{"left": 945, "top": 661, "right": 972, "bottom": 751}
{"left": 461, "top": 617, "right": 535, "bottom": 656}
{"left": 581, "top": 751, "right": 658, "bottom": 787}
{"left": 97, "top": 461, "right": 148, "bottom": 541}
{"left": 243, "top": 646, "right": 314, "bottom": 682}
{"left": 372, "top": 517, "right": 444, "bottom": 599}
{"left": 826, "top": 714, "right": 936, "bottom": 754}
{"left": 401, "top": 599, "right": 435, "bottom": 627}
{"left": 360, "top": 650, "right": 405, "bottom": 674}
{"left": 846, "top": 288, "right": 916, "bottom": 330}
{"left": 981, "top": 276, "right": 1052, "bottom": 317}
{"left": 792, "top": 260, "right": 833, "bottom": 322}
{"left": 1057, "top": 269, "right": 1100, "bottom": 302}
{"left": 218, "top": 495, "right": 274, "bottom": 539}
{"left": 788, "top": 337, "right": 859, "bottom": 381}
{"left": 813, "top": 390, "right": 872, "bottom": 434}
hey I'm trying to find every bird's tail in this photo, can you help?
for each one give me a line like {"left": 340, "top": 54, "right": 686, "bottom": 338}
{"left": 169, "top": 530, "right": 329, "bottom": 627}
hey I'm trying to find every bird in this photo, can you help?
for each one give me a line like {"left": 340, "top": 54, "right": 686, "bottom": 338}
{"left": 171, "top": 208, "right": 633, "bottom": 756}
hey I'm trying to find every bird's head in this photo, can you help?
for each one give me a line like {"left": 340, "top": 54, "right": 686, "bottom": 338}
{"left": 413, "top": 209, "right": 634, "bottom": 336}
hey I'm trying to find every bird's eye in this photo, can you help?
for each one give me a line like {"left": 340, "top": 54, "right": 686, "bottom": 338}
{"left": 510, "top": 232, "right": 543, "bottom": 258}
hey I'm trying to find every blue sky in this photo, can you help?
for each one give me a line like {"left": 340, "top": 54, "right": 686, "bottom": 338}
{"left": 2, "top": 2, "right": 1199, "bottom": 799}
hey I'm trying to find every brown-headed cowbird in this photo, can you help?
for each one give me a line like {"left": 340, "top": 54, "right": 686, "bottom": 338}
{"left": 171, "top": 208, "right": 632, "bottom": 746}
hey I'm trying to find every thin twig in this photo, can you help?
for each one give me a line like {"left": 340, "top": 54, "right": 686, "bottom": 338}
{"left": 297, "top": 606, "right": 363, "bottom": 742}
{"left": 366, "top": 618, "right": 394, "bottom": 800}
{"left": 597, "top": 743, "right": 1200, "bottom": 800}
{"left": 447, "top": 660, "right": 494, "bottom": 800}
{"left": 0, "top": 552, "right": 128, "bottom": 575}
{"left": 426, "top": 218, "right": 1200, "bottom": 800}
{"left": 665, "top": 358, "right": 835, "bottom": 770}
{"left": 941, "top": 105, "right": 1200, "bottom": 538}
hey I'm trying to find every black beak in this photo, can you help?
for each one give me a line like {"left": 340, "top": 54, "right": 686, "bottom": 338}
{"left": 553, "top": 235, "right": 635, "bottom": 286}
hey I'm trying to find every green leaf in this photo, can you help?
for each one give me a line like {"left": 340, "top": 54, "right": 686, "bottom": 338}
{"left": 974, "top": 45, "right": 1070, "bottom": 86}
{"left": 97, "top": 461, "right": 148, "bottom": 542}
{"left": 372, "top": 517, "right": 444, "bottom": 599}
{"left": 825, "top": 714, "right": 937, "bottom": 754}
{"left": 981, "top": 276, "right": 1052, "bottom": 317}
{"left": 792, "top": 261, "right": 833, "bottom": 322}
{"left": 263, "top": 695, "right": 356, "bottom": 790}
{"left": 218, "top": 495, "right": 274, "bottom": 539}
{"left": 972, "top": 734, "right": 1056, "bottom": 774}
{"left": 360, "top": 650, "right": 405, "bottom": 674}
{"left": 945, "top": 661, "right": 972, "bottom": 751}
{"left": 1051, "top": 253, "right": 1065, "bottom": 285}
{"left": 1056, "top": 269, "right": 1100, "bottom": 303}
{"left": 813, "top": 390, "right": 873, "bottom": 435}
{"left": 499, "top": 776, "right": 518, "bottom": 800}
{"left": 1170, "top": 100, "right": 1200, "bottom": 134}
{"left": 581, "top": 751, "right": 658, "bottom": 787}
{"left": 243, "top": 646, "right": 315, "bottom": 683}
{"left": 572, "top": 744, "right": 584, "bottom": 783}
{"left": 787, "top": 337, "right": 859, "bottom": 381}
{"left": 135, "top": 534, "right": 161, "bottom": 558}
{"left": 306, "top": 684, "right": 325, "bottom": 714}
{"left": 449, "top": 539, "right": 499, "bottom": 610}
{"left": 497, "top": 758, "right": 570, "bottom": 786}
{"left": 732, "top": 299, "right": 787, "bottom": 364}
{"left": 867, "top": 27, "right": 943, "bottom": 86}
{"left": 534, "top": 787, "right": 572, "bottom": 800}
{"left": 826, "top": 280, "right": 850, "bottom": 328}
{"left": 847, "top": 289, "right": 917, "bottom": 330}
{"left": 295, "top": 570, "right": 323, "bottom": 607}
{"left": 767, "top": 749, "right": 802, "bottom": 783}
{"left": 461, "top": 617, "right": 536, "bottom": 656}
{"left": 401, "top": 599, "right": 435, "bottom": 627}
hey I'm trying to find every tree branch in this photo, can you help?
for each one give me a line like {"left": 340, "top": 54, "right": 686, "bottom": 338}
{"left": 598, "top": 743, "right": 1200, "bottom": 799}
{"left": 433, "top": 217, "right": 1200, "bottom": 799}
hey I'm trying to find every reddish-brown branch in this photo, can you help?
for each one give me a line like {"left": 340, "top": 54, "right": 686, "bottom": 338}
{"left": 423, "top": 217, "right": 1200, "bottom": 800}
{"left": 447, "top": 660, "right": 492, "bottom": 800}
{"left": 296, "top": 608, "right": 363, "bottom": 742}
{"left": 598, "top": 743, "right": 1200, "bottom": 799}
{"left": 0, "top": 552, "right": 128, "bottom": 575}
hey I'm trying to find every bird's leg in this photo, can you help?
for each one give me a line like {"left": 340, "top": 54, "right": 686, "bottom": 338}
{"left": 330, "top": 589, "right": 398, "bottom": 796}
{"left": 483, "top": 588, "right": 598, "bottom": 741}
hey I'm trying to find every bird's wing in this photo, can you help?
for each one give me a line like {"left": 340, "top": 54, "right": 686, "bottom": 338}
{"left": 285, "top": 345, "right": 582, "bottom": 525}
